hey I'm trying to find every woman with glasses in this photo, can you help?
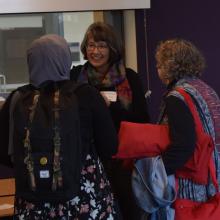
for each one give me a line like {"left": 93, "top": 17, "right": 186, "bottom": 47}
{"left": 70, "top": 22, "right": 149, "bottom": 220}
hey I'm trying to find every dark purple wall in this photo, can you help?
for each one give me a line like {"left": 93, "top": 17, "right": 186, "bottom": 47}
{"left": 136, "top": 0, "right": 220, "bottom": 122}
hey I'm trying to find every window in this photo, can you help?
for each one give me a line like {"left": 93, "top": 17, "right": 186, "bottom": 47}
{"left": 0, "top": 11, "right": 125, "bottom": 95}
{"left": 0, "top": 12, "right": 94, "bottom": 93}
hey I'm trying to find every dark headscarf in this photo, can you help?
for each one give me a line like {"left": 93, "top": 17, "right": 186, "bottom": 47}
{"left": 27, "top": 34, "right": 72, "bottom": 88}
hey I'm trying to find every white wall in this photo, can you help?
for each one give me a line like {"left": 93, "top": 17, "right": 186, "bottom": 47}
{"left": 0, "top": 0, "right": 150, "bottom": 14}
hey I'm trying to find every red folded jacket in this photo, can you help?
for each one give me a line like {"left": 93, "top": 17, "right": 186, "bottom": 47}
{"left": 114, "top": 88, "right": 214, "bottom": 185}
{"left": 115, "top": 122, "right": 170, "bottom": 159}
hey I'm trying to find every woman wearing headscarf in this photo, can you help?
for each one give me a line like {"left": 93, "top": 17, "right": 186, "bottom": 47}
{"left": 0, "top": 34, "right": 120, "bottom": 219}
{"left": 70, "top": 22, "right": 149, "bottom": 220}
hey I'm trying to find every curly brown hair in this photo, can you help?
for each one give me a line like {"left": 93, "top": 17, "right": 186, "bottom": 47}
{"left": 155, "top": 39, "right": 205, "bottom": 81}
{"left": 81, "top": 22, "right": 123, "bottom": 64}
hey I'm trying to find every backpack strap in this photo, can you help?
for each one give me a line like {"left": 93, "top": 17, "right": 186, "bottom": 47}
{"left": 51, "top": 82, "right": 87, "bottom": 190}
{"left": 52, "top": 90, "right": 63, "bottom": 191}
{"left": 175, "top": 88, "right": 205, "bottom": 133}
{"left": 23, "top": 90, "right": 40, "bottom": 191}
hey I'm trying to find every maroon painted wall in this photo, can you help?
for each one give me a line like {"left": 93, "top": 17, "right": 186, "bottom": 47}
{"left": 136, "top": 0, "right": 220, "bottom": 122}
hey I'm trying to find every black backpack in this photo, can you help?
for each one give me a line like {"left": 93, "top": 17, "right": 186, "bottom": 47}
{"left": 12, "top": 82, "right": 83, "bottom": 202}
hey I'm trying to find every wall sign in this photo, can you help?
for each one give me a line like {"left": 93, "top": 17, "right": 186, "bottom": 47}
{"left": 0, "top": 0, "right": 150, "bottom": 14}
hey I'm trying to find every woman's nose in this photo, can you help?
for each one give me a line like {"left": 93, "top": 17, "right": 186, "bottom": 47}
{"left": 92, "top": 47, "right": 100, "bottom": 53}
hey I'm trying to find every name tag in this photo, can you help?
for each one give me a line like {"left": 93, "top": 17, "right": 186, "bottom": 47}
{"left": 40, "top": 170, "right": 50, "bottom": 178}
{"left": 100, "top": 91, "right": 117, "bottom": 102}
